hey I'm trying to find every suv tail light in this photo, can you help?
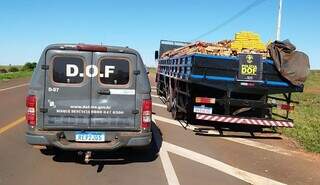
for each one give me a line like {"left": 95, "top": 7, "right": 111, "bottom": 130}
{"left": 26, "top": 95, "right": 36, "bottom": 126}
{"left": 141, "top": 99, "right": 152, "bottom": 130}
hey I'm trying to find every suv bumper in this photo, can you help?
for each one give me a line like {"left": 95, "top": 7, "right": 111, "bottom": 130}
{"left": 26, "top": 130, "right": 152, "bottom": 151}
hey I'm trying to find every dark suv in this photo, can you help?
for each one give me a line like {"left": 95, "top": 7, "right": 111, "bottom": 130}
{"left": 26, "top": 44, "right": 152, "bottom": 153}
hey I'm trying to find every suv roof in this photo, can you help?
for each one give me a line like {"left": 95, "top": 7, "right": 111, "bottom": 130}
{"left": 44, "top": 43, "right": 139, "bottom": 55}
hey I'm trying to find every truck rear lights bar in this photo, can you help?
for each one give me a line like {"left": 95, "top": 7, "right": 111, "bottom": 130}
{"left": 195, "top": 97, "right": 216, "bottom": 104}
{"left": 195, "top": 113, "right": 293, "bottom": 128}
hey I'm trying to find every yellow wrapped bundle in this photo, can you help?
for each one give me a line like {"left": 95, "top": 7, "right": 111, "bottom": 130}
{"left": 231, "top": 31, "right": 267, "bottom": 52}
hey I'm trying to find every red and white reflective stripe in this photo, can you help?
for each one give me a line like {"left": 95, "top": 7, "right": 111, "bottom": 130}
{"left": 230, "top": 118, "right": 239, "bottom": 123}
{"left": 195, "top": 114, "right": 293, "bottom": 128}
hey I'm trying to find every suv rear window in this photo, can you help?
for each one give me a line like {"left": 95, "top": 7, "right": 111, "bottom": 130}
{"left": 99, "top": 59, "right": 129, "bottom": 85}
{"left": 52, "top": 57, "right": 84, "bottom": 84}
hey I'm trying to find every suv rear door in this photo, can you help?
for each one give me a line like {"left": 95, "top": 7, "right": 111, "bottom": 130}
{"left": 43, "top": 49, "right": 92, "bottom": 129}
{"left": 90, "top": 52, "right": 138, "bottom": 130}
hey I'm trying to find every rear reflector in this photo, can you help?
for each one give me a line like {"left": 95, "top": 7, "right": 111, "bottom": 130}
{"left": 26, "top": 95, "right": 36, "bottom": 126}
{"left": 76, "top": 44, "right": 107, "bottom": 52}
{"left": 141, "top": 99, "right": 152, "bottom": 129}
{"left": 277, "top": 104, "right": 294, "bottom": 111}
{"left": 195, "top": 97, "right": 216, "bottom": 104}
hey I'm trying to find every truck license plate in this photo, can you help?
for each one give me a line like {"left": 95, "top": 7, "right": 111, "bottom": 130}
{"left": 75, "top": 131, "right": 105, "bottom": 142}
{"left": 193, "top": 106, "right": 212, "bottom": 114}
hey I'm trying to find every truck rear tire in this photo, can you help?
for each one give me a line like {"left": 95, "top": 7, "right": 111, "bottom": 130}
{"left": 166, "top": 87, "right": 172, "bottom": 112}
{"left": 171, "top": 97, "right": 184, "bottom": 120}
{"left": 156, "top": 82, "right": 162, "bottom": 96}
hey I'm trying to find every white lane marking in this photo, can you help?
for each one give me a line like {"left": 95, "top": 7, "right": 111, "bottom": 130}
{"left": 153, "top": 114, "right": 292, "bottom": 156}
{"left": 159, "top": 148, "right": 181, "bottom": 185}
{"left": 153, "top": 102, "right": 167, "bottom": 108}
{"left": 223, "top": 137, "right": 292, "bottom": 156}
{"left": 151, "top": 89, "right": 157, "bottom": 93}
{"left": 151, "top": 94, "right": 160, "bottom": 98}
{"left": 152, "top": 117, "right": 181, "bottom": 185}
{"left": 162, "top": 141, "right": 286, "bottom": 185}
{"left": 151, "top": 86, "right": 156, "bottom": 89}
{"left": 0, "top": 83, "right": 29, "bottom": 92}
{"left": 153, "top": 118, "right": 286, "bottom": 185}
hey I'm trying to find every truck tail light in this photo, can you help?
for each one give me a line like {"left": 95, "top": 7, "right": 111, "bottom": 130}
{"left": 26, "top": 95, "right": 36, "bottom": 126}
{"left": 195, "top": 97, "right": 216, "bottom": 104}
{"left": 277, "top": 104, "right": 294, "bottom": 111}
{"left": 141, "top": 99, "right": 152, "bottom": 130}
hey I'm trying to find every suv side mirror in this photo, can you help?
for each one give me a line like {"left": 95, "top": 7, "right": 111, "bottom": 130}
{"left": 154, "top": 50, "right": 159, "bottom": 60}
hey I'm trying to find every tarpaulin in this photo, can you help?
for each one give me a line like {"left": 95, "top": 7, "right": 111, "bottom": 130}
{"left": 267, "top": 40, "right": 310, "bottom": 86}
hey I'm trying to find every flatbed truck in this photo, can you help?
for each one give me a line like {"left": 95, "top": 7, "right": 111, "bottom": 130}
{"left": 154, "top": 40, "right": 303, "bottom": 133}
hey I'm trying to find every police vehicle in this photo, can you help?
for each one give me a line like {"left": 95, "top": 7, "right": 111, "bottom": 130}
{"left": 26, "top": 44, "right": 152, "bottom": 161}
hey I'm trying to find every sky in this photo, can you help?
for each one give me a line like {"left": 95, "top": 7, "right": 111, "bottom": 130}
{"left": 0, "top": 0, "right": 319, "bottom": 68}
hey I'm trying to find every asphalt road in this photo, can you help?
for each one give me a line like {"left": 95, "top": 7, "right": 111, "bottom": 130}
{"left": 0, "top": 76, "right": 319, "bottom": 185}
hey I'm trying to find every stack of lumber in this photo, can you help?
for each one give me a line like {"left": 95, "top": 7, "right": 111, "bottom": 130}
{"left": 160, "top": 31, "right": 269, "bottom": 59}
{"left": 161, "top": 40, "right": 234, "bottom": 59}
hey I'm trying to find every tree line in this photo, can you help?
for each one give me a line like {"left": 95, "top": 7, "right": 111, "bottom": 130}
{"left": 0, "top": 62, "right": 37, "bottom": 73}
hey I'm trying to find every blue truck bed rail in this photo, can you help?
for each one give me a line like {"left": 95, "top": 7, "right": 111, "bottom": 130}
{"left": 157, "top": 53, "right": 303, "bottom": 95}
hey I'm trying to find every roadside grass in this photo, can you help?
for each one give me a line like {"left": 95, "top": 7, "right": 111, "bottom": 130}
{"left": 0, "top": 70, "right": 33, "bottom": 80}
{"left": 304, "top": 70, "right": 320, "bottom": 88}
{"left": 0, "top": 63, "right": 35, "bottom": 81}
{"left": 280, "top": 70, "right": 320, "bottom": 153}
{"left": 148, "top": 67, "right": 157, "bottom": 76}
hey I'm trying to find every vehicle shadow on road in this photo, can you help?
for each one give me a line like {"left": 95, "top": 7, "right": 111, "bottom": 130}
{"left": 195, "top": 132, "right": 283, "bottom": 140}
{"left": 193, "top": 126, "right": 283, "bottom": 140}
{"left": 40, "top": 122, "right": 163, "bottom": 173}
{"left": 187, "top": 120, "right": 283, "bottom": 140}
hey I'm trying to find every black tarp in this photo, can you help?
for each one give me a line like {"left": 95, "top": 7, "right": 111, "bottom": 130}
{"left": 267, "top": 40, "right": 310, "bottom": 86}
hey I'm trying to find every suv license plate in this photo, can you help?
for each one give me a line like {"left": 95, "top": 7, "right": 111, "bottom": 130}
{"left": 75, "top": 132, "right": 105, "bottom": 142}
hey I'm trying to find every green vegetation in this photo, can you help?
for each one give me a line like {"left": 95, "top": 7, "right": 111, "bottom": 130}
{"left": 21, "top": 62, "right": 37, "bottom": 71}
{"left": 8, "top": 66, "right": 19, "bottom": 72}
{"left": 0, "top": 62, "right": 36, "bottom": 80}
{"left": 0, "top": 70, "right": 33, "bottom": 80}
{"left": 280, "top": 70, "right": 320, "bottom": 153}
{"left": 304, "top": 70, "right": 320, "bottom": 92}
{"left": 148, "top": 67, "right": 156, "bottom": 76}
